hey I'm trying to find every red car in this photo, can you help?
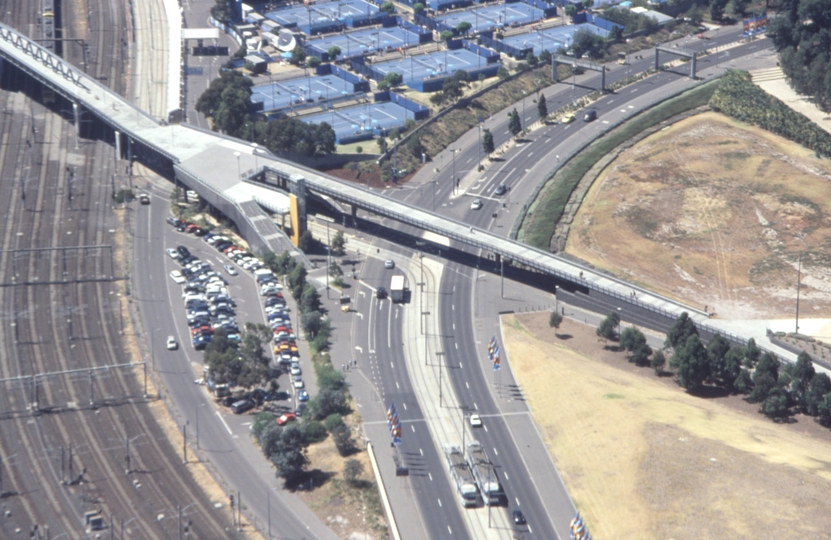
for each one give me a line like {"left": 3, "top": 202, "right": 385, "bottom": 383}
{"left": 276, "top": 413, "right": 296, "bottom": 426}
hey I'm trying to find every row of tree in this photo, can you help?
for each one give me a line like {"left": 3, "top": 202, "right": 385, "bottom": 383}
{"left": 769, "top": 0, "right": 831, "bottom": 113}
{"left": 204, "top": 324, "right": 273, "bottom": 390}
{"left": 195, "top": 71, "right": 337, "bottom": 157}
{"left": 709, "top": 70, "right": 831, "bottom": 157}
{"left": 586, "top": 309, "right": 831, "bottom": 425}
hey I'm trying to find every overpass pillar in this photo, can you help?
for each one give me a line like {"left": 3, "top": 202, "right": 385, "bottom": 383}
{"left": 114, "top": 131, "right": 122, "bottom": 161}
{"left": 601, "top": 66, "right": 605, "bottom": 92}
{"left": 690, "top": 52, "right": 697, "bottom": 79}
{"left": 551, "top": 57, "right": 558, "bottom": 82}
{"left": 289, "top": 175, "right": 307, "bottom": 236}
{"left": 72, "top": 102, "right": 81, "bottom": 142}
{"left": 654, "top": 49, "right": 659, "bottom": 71}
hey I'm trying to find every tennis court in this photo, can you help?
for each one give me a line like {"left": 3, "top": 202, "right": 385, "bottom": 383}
{"left": 251, "top": 74, "right": 359, "bottom": 112}
{"left": 306, "top": 26, "right": 419, "bottom": 59}
{"left": 372, "top": 48, "right": 491, "bottom": 82}
{"left": 436, "top": 3, "right": 544, "bottom": 33}
{"left": 502, "top": 23, "right": 609, "bottom": 56}
{"left": 302, "top": 101, "right": 412, "bottom": 143}
{"left": 265, "top": 0, "right": 378, "bottom": 29}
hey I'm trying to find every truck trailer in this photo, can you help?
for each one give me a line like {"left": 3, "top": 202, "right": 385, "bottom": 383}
{"left": 390, "top": 275, "right": 407, "bottom": 303}
{"left": 444, "top": 445, "right": 479, "bottom": 507}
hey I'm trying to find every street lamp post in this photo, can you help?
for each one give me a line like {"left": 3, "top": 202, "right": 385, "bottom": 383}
{"left": 451, "top": 147, "right": 456, "bottom": 194}
{"left": 234, "top": 151, "right": 241, "bottom": 179}
{"left": 626, "top": 38, "right": 631, "bottom": 79}
{"left": 436, "top": 352, "right": 445, "bottom": 407}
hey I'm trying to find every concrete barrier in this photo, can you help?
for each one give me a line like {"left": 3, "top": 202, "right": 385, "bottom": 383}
{"left": 366, "top": 442, "right": 401, "bottom": 540}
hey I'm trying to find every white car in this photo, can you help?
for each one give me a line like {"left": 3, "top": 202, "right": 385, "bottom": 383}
{"left": 224, "top": 264, "right": 238, "bottom": 276}
{"left": 470, "top": 199, "right": 483, "bottom": 210}
{"left": 293, "top": 377, "right": 305, "bottom": 389}
{"left": 290, "top": 365, "right": 301, "bottom": 376}
{"left": 384, "top": 259, "right": 395, "bottom": 269}
{"left": 166, "top": 248, "right": 179, "bottom": 259}
{"left": 166, "top": 336, "right": 178, "bottom": 350}
{"left": 470, "top": 414, "right": 482, "bottom": 427}
{"left": 169, "top": 270, "right": 186, "bottom": 284}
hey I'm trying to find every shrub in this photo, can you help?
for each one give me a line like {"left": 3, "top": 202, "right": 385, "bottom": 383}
{"left": 303, "top": 420, "right": 328, "bottom": 443}
{"left": 324, "top": 413, "right": 345, "bottom": 432}
{"left": 356, "top": 145, "right": 363, "bottom": 154}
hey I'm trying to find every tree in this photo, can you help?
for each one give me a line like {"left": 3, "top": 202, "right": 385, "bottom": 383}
{"left": 754, "top": 352, "right": 780, "bottom": 384}
{"left": 413, "top": 2, "right": 425, "bottom": 12}
{"left": 665, "top": 312, "right": 698, "bottom": 350}
{"left": 331, "top": 230, "right": 346, "bottom": 256}
{"left": 332, "top": 424, "right": 356, "bottom": 456}
{"left": 287, "top": 264, "right": 307, "bottom": 296}
{"left": 672, "top": 334, "right": 710, "bottom": 393}
{"left": 300, "top": 283, "right": 321, "bottom": 313}
{"left": 651, "top": 350, "right": 667, "bottom": 375}
{"left": 806, "top": 373, "right": 831, "bottom": 416}
{"left": 818, "top": 392, "right": 831, "bottom": 426}
{"left": 747, "top": 373, "right": 776, "bottom": 404}
{"left": 384, "top": 72, "right": 403, "bottom": 88}
{"left": 377, "top": 80, "right": 390, "bottom": 91}
{"left": 525, "top": 51, "right": 538, "bottom": 66}
{"left": 482, "top": 128, "right": 495, "bottom": 157}
{"left": 785, "top": 351, "right": 815, "bottom": 411}
{"left": 214, "top": 85, "right": 252, "bottom": 137}
{"left": 621, "top": 327, "right": 650, "bottom": 366}
{"left": 539, "top": 50, "right": 552, "bottom": 64}
{"left": 291, "top": 45, "right": 306, "bottom": 66}
{"left": 379, "top": 1, "right": 395, "bottom": 13}
{"left": 596, "top": 311, "right": 620, "bottom": 343}
{"left": 440, "top": 30, "right": 455, "bottom": 42}
{"left": 734, "top": 368, "right": 753, "bottom": 394}
{"left": 719, "top": 347, "right": 744, "bottom": 391}
{"left": 709, "top": 0, "right": 729, "bottom": 21}
{"left": 210, "top": 0, "right": 234, "bottom": 24}
{"left": 760, "top": 388, "right": 789, "bottom": 420}
{"left": 508, "top": 109, "right": 522, "bottom": 137}
{"left": 743, "top": 338, "right": 761, "bottom": 368}
{"left": 259, "top": 423, "right": 284, "bottom": 457}
{"left": 309, "top": 388, "right": 350, "bottom": 420}
{"left": 251, "top": 411, "right": 277, "bottom": 442}
{"left": 549, "top": 310, "right": 563, "bottom": 329}
{"left": 328, "top": 261, "right": 343, "bottom": 278}
{"left": 343, "top": 459, "right": 364, "bottom": 485}
{"left": 582, "top": 0, "right": 594, "bottom": 8}
{"left": 301, "top": 311, "right": 322, "bottom": 337}
{"left": 306, "top": 55, "right": 321, "bottom": 69}
{"left": 406, "top": 135, "right": 425, "bottom": 160}
{"left": 497, "top": 66, "right": 510, "bottom": 79}
{"left": 456, "top": 21, "right": 472, "bottom": 35}
{"left": 270, "top": 424, "right": 309, "bottom": 485}
{"left": 729, "top": 0, "right": 750, "bottom": 18}
{"left": 565, "top": 3, "right": 577, "bottom": 17}
{"left": 685, "top": 5, "right": 704, "bottom": 25}
{"left": 298, "top": 230, "right": 315, "bottom": 253}
{"left": 705, "top": 334, "right": 731, "bottom": 385}
{"left": 327, "top": 45, "right": 341, "bottom": 61}
{"left": 631, "top": 341, "right": 653, "bottom": 367}
{"left": 377, "top": 137, "right": 388, "bottom": 154}
{"left": 571, "top": 27, "right": 601, "bottom": 58}
{"left": 537, "top": 94, "right": 547, "bottom": 120}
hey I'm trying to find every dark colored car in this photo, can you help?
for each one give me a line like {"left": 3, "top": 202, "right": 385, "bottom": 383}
{"left": 583, "top": 109, "right": 597, "bottom": 122}
{"left": 512, "top": 510, "right": 526, "bottom": 525}
{"left": 494, "top": 184, "right": 508, "bottom": 196}
{"left": 376, "top": 286, "right": 387, "bottom": 299}
{"left": 176, "top": 245, "right": 190, "bottom": 257}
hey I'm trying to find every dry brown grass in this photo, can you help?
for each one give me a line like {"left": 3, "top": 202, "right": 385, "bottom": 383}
{"left": 503, "top": 312, "right": 831, "bottom": 540}
{"left": 566, "top": 112, "right": 831, "bottom": 319}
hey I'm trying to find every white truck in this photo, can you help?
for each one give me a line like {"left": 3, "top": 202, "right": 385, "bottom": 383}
{"left": 390, "top": 275, "right": 407, "bottom": 303}
{"left": 466, "top": 441, "right": 502, "bottom": 505}
{"left": 444, "top": 445, "right": 478, "bottom": 507}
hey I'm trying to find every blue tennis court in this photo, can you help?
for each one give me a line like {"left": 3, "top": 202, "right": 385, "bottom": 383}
{"left": 251, "top": 74, "right": 358, "bottom": 112}
{"left": 306, "top": 26, "right": 419, "bottom": 59}
{"left": 502, "top": 23, "right": 609, "bottom": 56}
{"left": 372, "top": 48, "right": 491, "bottom": 82}
{"left": 436, "top": 3, "right": 544, "bottom": 33}
{"left": 303, "top": 101, "right": 412, "bottom": 143}
{"left": 266, "top": 0, "right": 378, "bottom": 29}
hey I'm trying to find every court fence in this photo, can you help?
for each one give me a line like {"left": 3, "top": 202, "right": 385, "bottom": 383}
{"left": 521, "top": 0, "right": 559, "bottom": 18}
{"left": 375, "top": 90, "right": 431, "bottom": 120}
{"left": 480, "top": 30, "right": 533, "bottom": 59}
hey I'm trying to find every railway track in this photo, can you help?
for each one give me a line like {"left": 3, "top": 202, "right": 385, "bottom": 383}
{"left": 0, "top": 1, "right": 237, "bottom": 537}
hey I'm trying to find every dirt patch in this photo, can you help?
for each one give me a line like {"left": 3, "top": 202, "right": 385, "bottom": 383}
{"left": 324, "top": 162, "right": 414, "bottom": 190}
{"left": 504, "top": 311, "right": 831, "bottom": 539}
{"left": 566, "top": 112, "right": 831, "bottom": 319}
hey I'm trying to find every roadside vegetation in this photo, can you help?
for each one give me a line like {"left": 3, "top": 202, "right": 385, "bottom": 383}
{"left": 519, "top": 79, "right": 719, "bottom": 250}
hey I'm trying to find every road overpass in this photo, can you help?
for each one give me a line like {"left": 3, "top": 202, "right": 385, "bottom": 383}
{"left": 0, "top": 19, "right": 766, "bottom": 348}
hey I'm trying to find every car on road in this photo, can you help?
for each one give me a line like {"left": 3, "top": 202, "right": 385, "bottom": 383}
{"left": 223, "top": 264, "right": 238, "bottom": 276}
{"left": 166, "top": 217, "right": 182, "bottom": 227}
{"left": 384, "top": 259, "right": 395, "bottom": 269}
{"left": 561, "top": 113, "right": 575, "bottom": 124}
{"left": 166, "top": 248, "right": 179, "bottom": 259}
{"left": 166, "top": 336, "right": 178, "bottom": 350}
{"left": 470, "top": 414, "right": 482, "bottom": 427}
{"left": 470, "top": 199, "right": 483, "bottom": 210}
{"left": 376, "top": 286, "right": 387, "bottom": 299}
{"left": 583, "top": 109, "right": 597, "bottom": 122}
{"left": 512, "top": 509, "right": 526, "bottom": 525}
{"left": 293, "top": 377, "right": 304, "bottom": 389}
{"left": 139, "top": 194, "right": 150, "bottom": 205}
{"left": 297, "top": 389, "right": 309, "bottom": 402}
{"left": 494, "top": 184, "right": 508, "bottom": 196}
{"left": 290, "top": 364, "right": 301, "bottom": 376}
{"left": 169, "top": 270, "right": 186, "bottom": 284}
{"left": 276, "top": 413, "right": 296, "bottom": 426}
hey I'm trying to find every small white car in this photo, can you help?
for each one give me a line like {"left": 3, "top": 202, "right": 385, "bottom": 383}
{"left": 166, "top": 248, "right": 179, "bottom": 259}
{"left": 470, "top": 199, "right": 483, "bottom": 211}
{"left": 470, "top": 414, "right": 482, "bottom": 427}
{"left": 293, "top": 377, "right": 305, "bottom": 389}
{"left": 169, "top": 270, "right": 186, "bottom": 284}
{"left": 384, "top": 259, "right": 395, "bottom": 269}
{"left": 290, "top": 365, "right": 301, "bottom": 376}
{"left": 166, "top": 336, "right": 178, "bottom": 350}
{"left": 224, "top": 264, "right": 238, "bottom": 276}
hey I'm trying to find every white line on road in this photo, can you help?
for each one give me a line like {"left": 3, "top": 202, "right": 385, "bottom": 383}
{"left": 390, "top": 361, "right": 394, "bottom": 368}
{"left": 396, "top": 382, "right": 400, "bottom": 389}
{"left": 448, "top": 526, "right": 452, "bottom": 534}
{"left": 452, "top": 323, "right": 455, "bottom": 330}
{"left": 437, "top": 498, "right": 442, "bottom": 508}
{"left": 504, "top": 472, "right": 509, "bottom": 480}
{"left": 216, "top": 412, "right": 233, "bottom": 435}
{"left": 355, "top": 346, "right": 363, "bottom": 353}
{"left": 411, "top": 425, "right": 415, "bottom": 432}
{"left": 357, "top": 313, "right": 363, "bottom": 319}
{"left": 428, "top": 472, "right": 432, "bottom": 481}
{"left": 465, "top": 382, "right": 469, "bottom": 389}
{"left": 420, "top": 448, "right": 424, "bottom": 456}
{"left": 516, "top": 497, "right": 521, "bottom": 506}
{"left": 455, "top": 343, "right": 458, "bottom": 350}
{"left": 493, "top": 447, "right": 498, "bottom": 456}
{"left": 402, "top": 402, "right": 407, "bottom": 410}
{"left": 474, "top": 402, "right": 478, "bottom": 410}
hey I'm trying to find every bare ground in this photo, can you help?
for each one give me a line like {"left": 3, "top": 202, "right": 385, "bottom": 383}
{"left": 566, "top": 112, "right": 831, "bottom": 320}
{"left": 503, "top": 311, "right": 831, "bottom": 540}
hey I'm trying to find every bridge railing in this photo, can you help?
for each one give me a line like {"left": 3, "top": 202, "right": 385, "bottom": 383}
{"left": 0, "top": 23, "right": 88, "bottom": 90}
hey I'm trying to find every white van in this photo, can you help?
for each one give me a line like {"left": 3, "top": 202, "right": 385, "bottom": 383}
{"left": 254, "top": 268, "right": 273, "bottom": 278}
{"left": 183, "top": 293, "right": 206, "bottom": 306}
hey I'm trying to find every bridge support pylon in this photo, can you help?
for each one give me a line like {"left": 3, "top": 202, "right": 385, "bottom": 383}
{"left": 72, "top": 102, "right": 81, "bottom": 149}
{"left": 115, "top": 130, "right": 122, "bottom": 161}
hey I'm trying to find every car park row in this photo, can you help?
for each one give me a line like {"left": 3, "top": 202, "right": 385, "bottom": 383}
{"left": 166, "top": 217, "right": 310, "bottom": 415}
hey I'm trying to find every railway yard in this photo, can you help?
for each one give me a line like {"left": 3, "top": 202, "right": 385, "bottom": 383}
{"left": 0, "top": 0, "right": 236, "bottom": 538}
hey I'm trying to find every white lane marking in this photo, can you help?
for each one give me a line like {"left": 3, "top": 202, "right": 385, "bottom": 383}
{"left": 437, "top": 498, "right": 442, "bottom": 508}
{"left": 465, "top": 382, "right": 470, "bottom": 389}
{"left": 390, "top": 361, "right": 394, "bottom": 368}
{"left": 357, "top": 313, "right": 363, "bottom": 319}
{"left": 355, "top": 346, "right": 363, "bottom": 353}
{"left": 419, "top": 448, "right": 424, "bottom": 456}
{"left": 504, "top": 472, "right": 509, "bottom": 480}
{"left": 396, "top": 382, "right": 400, "bottom": 389}
{"left": 216, "top": 412, "right": 233, "bottom": 435}
{"left": 455, "top": 343, "right": 458, "bottom": 350}
{"left": 452, "top": 323, "right": 455, "bottom": 330}
{"left": 474, "top": 402, "right": 478, "bottom": 410}
{"left": 411, "top": 425, "right": 415, "bottom": 432}
{"left": 428, "top": 472, "right": 433, "bottom": 481}
{"left": 452, "top": 305, "right": 455, "bottom": 311}
{"left": 493, "top": 447, "right": 498, "bottom": 456}
{"left": 402, "top": 402, "right": 407, "bottom": 410}
{"left": 484, "top": 425, "right": 488, "bottom": 432}
{"left": 515, "top": 497, "right": 521, "bottom": 506}
{"left": 448, "top": 526, "right": 452, "bottom": 534}
{"left": 459, "top": 362, "right": 463, "bottom": 369}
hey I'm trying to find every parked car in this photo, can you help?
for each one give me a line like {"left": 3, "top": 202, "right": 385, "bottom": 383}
{"left": 293, "top": 376, "right": 304, "bottom": 389}
{"left": 224, "top": 264, "right": 238, "bottom": 276}
{"left": 276, "top": 413, "right": 296, "bottom": 426}
{"left": 231, "top": 400, "right": 254, "bottom": 414}
{"left": 297, "top": 389, "right": 309, "bottom": 402}
{"left": 169, "top": 270, "right": 186, "bottom": 284}
{"left": 166, "top": 248, "right": 179, "bottom": 259}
